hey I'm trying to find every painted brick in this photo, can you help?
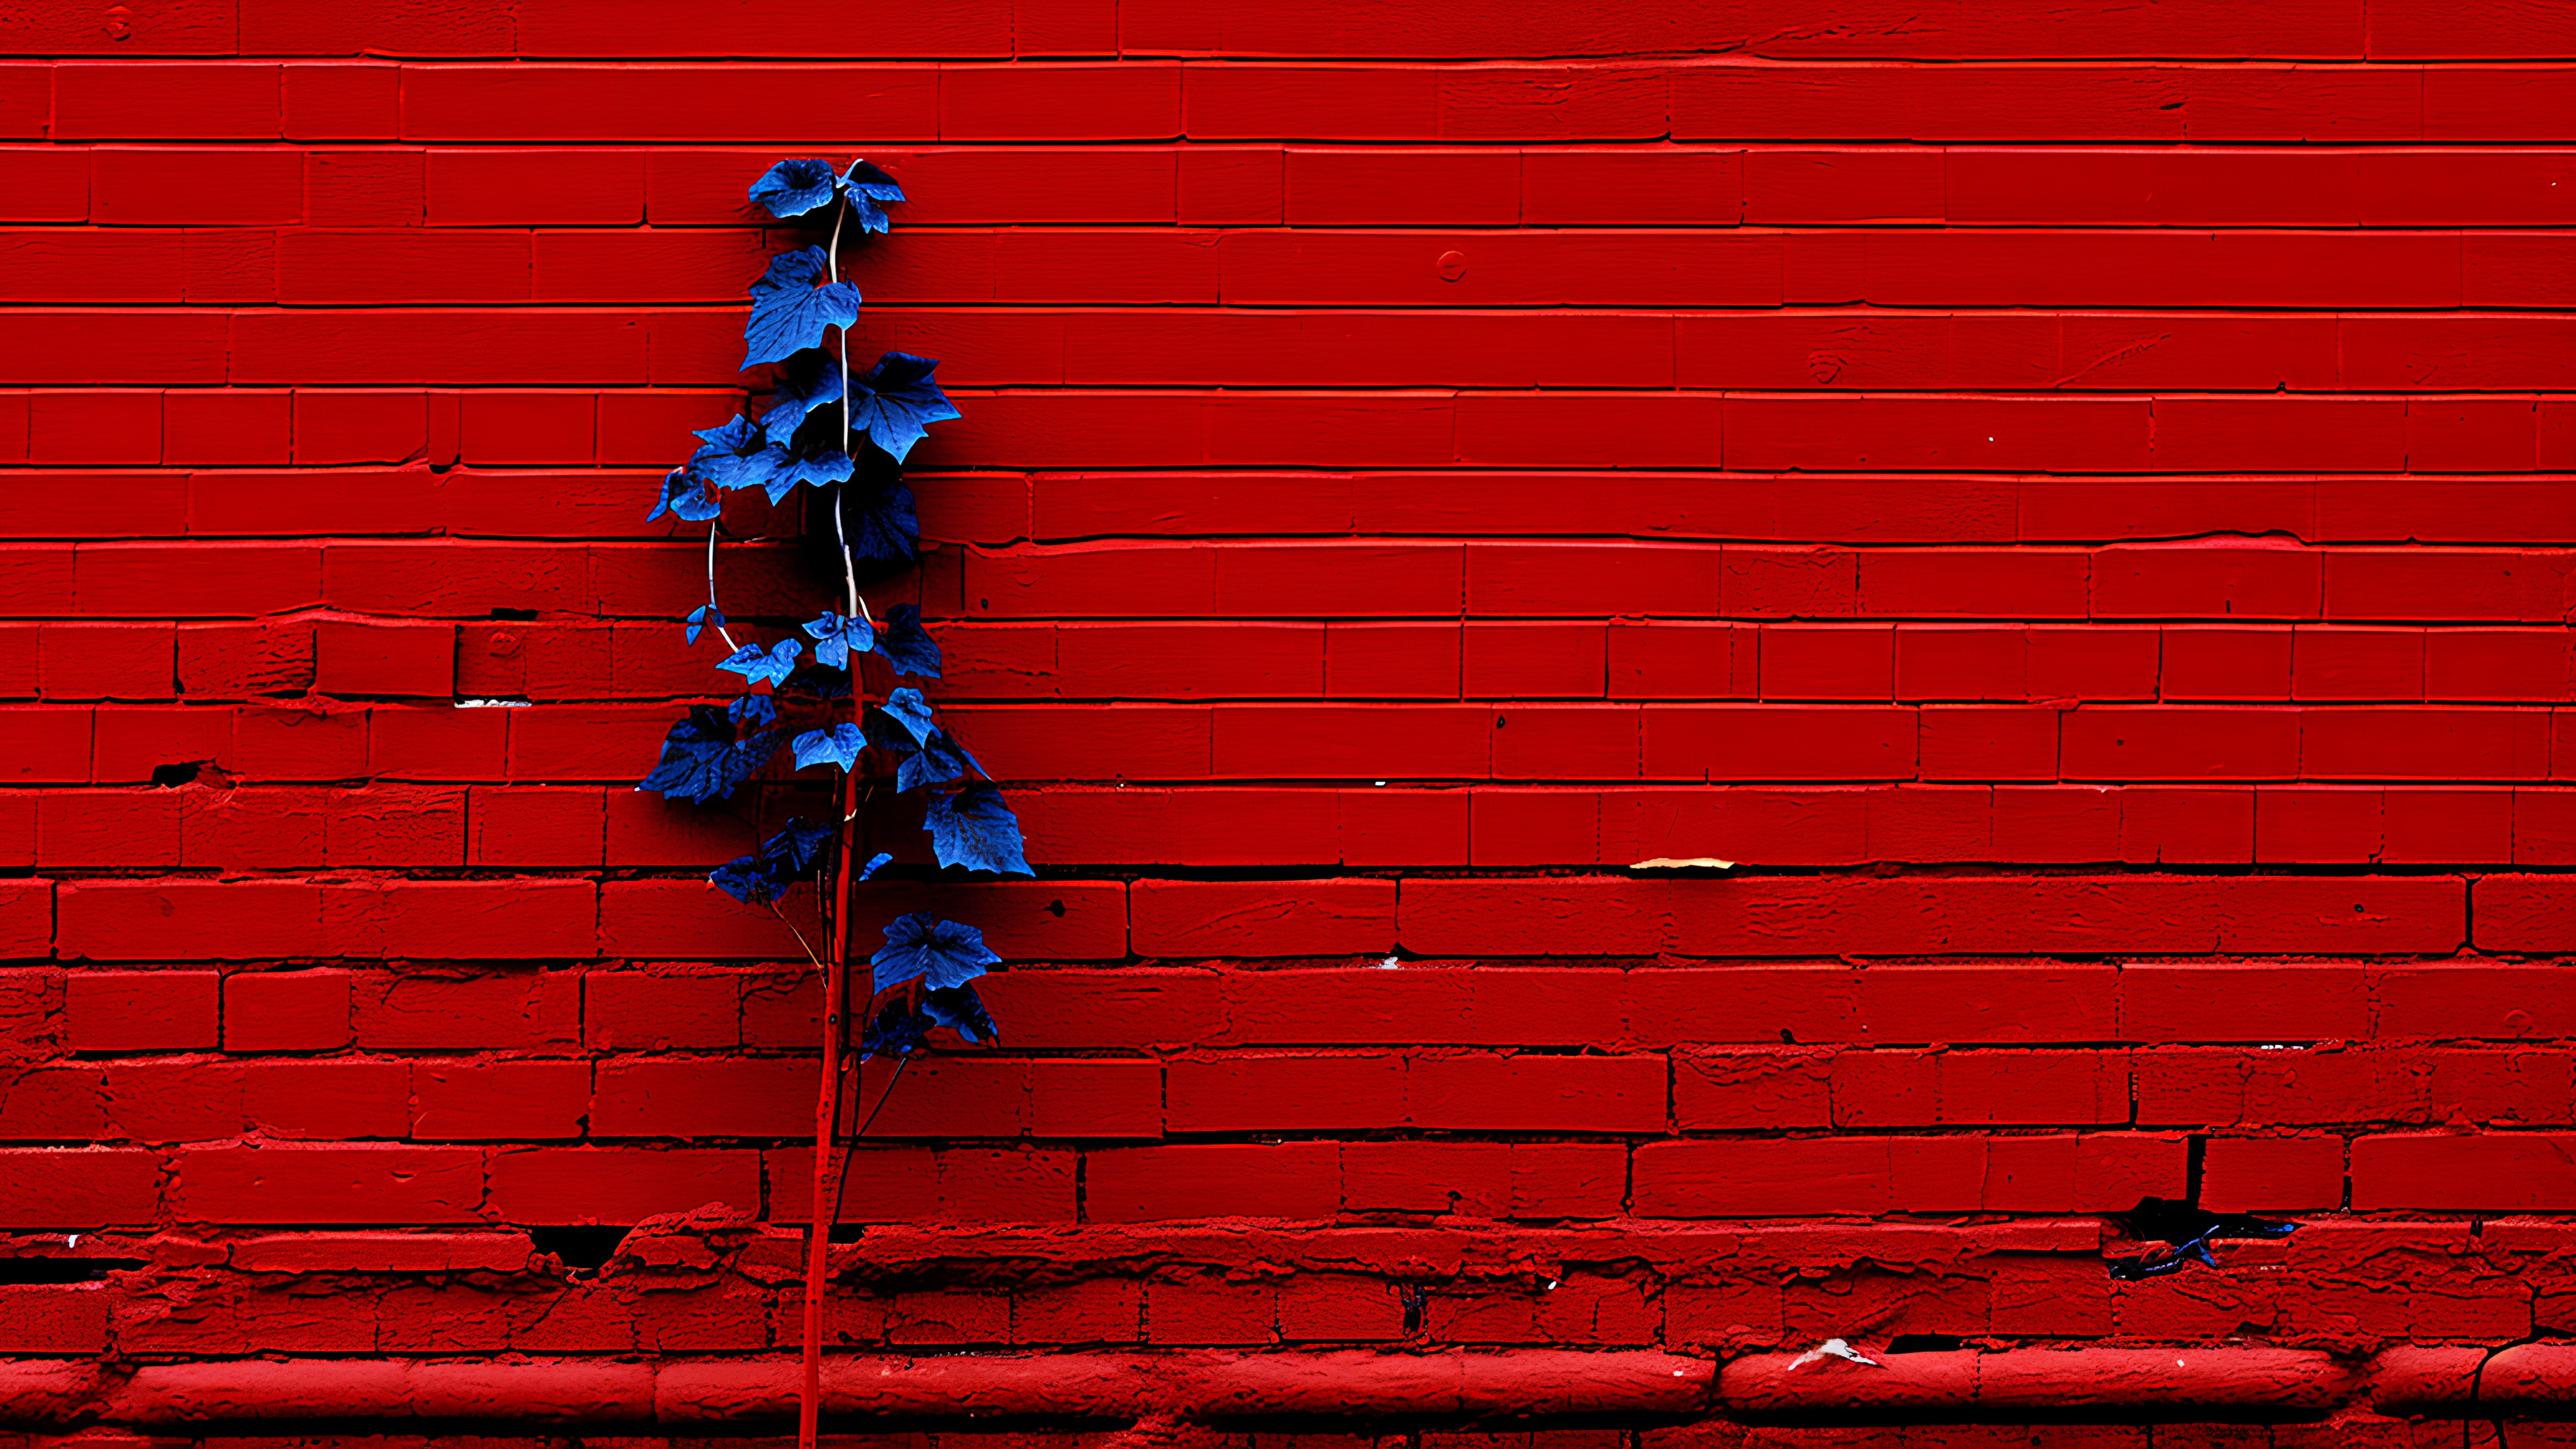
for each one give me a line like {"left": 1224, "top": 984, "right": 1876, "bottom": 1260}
{"left": 7, "top": 11, "right": 2575, "bottom": 1388}
{"left": 65, "top": 969, "right": 218, "bottom": 1050}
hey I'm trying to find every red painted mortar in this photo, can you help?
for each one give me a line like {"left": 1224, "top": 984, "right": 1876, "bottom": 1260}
{"left": 3, "top": 3, "right": 2576, "bottom": 1443}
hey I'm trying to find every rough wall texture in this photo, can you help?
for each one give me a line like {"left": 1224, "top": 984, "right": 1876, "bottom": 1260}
{"left": 5, "top": 1, "right": 2576, "bottom": 1446}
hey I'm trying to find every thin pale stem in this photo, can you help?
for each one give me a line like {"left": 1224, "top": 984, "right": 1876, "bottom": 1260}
{"left": 704, "top": 523, "right": 740, "bottom": 653}
{"left": 822, "top": 203, "right": 869, "bottom": 631}
{"left": 764, "top": 900, "right": 823, "bottom": 973}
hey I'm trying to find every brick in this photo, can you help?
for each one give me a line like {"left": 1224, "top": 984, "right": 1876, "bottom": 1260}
{"left": 1409, "top": 1053, "right": 1666, "bottom": 1132}
{"left": 239, "top": 1059, "right": 410, "bottom": 1138}
{"left": 412, "top": 1059, "right": 590, "bottom": 1140}
{"left": 0, "top": 1283, "right": 111, "bottom": 1352}
{"left": 40, "top": 622, "right": 174, "bottom": 700}
{"left": 1085, "top": 1143, "right": 1340, "bottom": 1222}
{"left": 2353, "top": 1133, "right": 2576, "bottom": 1211}
{"left": 223, "top": 969, "right": 351, "bottom": 1051}
{"left": 486, "top": 1147, "right": 759, "bottom": 1224}
{"left": 352, "top": 969, "right": 580, "bottom": 1049}
{"left": 315, "top": 619, "right": 455, "bottom": 697}
{"left": 65, "top": 969, "right": 217, "bottom": 1050}
{"left": 0, "top": 1147, "right": 162, "bottom": 1227}
{"left": 2475, "top": 874, "right": 2576, "bottom": 953}
{"left": 1634, "top": 1138, "right": 1892, "bottom": 1217}
{"left": 584, "top": 970, "right": 739, "bottom": 1051}
{"left": 1674, "top": 1048, "right": 1831, "bottom": 1129}
{"left": 1131, "top": 878, "right": 1393, "bottom": 957}
{"left": 592, "top": 1055, "right": 814, "bottom": 1138}
{"left": 174, "top": 1144, "right": 484, "bottom": 1224}
{"left": 1014, "top": 1279, "right": 1143, "bottom": 1344}
{"left": 1026, "top": 1059, "right": 1163, "bottom": 1138}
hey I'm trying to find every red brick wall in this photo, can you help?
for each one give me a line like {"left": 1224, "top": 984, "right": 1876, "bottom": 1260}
{"left": 5, "top": 1, "right": 2576, "bottom": 1442}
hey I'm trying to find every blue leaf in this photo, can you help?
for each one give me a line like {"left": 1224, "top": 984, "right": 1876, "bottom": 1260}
{"left": 871, "top": 912, "right": 1001, "bottom": 994}
{"left": 926, "top": 781, "right": 1031, "bottom": 877}
{"left": 872, "top": 603, "right": 943, "bottom": 678}
{"left": 922, "top": 983, "right": 996, "bottom": 1043}
{"left": 743, "top": 246, "right": 861, "bottom": 370}
{"left": 637, "top": 703, "right": 782, "bottom": 804}
{"left": 762, "top": 350, "right": 845, "bottom": 448}
{"left": 748, "top": 158, "right": 841, "bottom": 219}
{"left": 840, "top": 158, "right": 906, "bottom": 203}
{"left": 839, "top": 159, "right": 905, "bottom": 234}
{"left": 759, "top": 444, "right": 853, "bottom": 504}
{"left": 859, "top": 851, "right": 893, "bottom": 881}
{"left": 842, "top": 482, "right": 919, "bottom": 568}
{"left": 690, "top": 415, "right": 775, "bottom": 494}
{"left": 708, "top": 816, "right": 838, "bottom": 904}
{"left": 729, "top": 694, "right": 777, "bottom": 729}
{"left": 872, "top": 686, "right": 936, "bottom": 751}
{"left": 803, "top": 610, "right": 875, "bottom": 669}
{"left": 896, "top": 729, "right": 977, "bottom": 794}
{"left": 846, "top": 352, "right": 961, "bottom": 463}
{"left": 692, "top": 414, "right": 763, "bottom": 453}
{"left": 790, "top": 722, "right": 863, "bottom": 772}
{"left": 685, "top": 604, "right": 725, "bottom": 645}
{"left": 649, "top": 466, "right": 721, "bottom": 523}
{"left": 859, "top": 998, "right": 934, "bottom": 1060}
{"left": 717, "top": 638, "right": 802, "bottom": 687}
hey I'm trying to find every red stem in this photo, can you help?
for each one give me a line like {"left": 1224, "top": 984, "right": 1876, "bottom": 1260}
{"left": 798, "top": 763, "right": 861, "bottom": 1449}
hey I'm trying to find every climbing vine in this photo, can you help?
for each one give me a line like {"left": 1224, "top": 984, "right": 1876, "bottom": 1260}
{"left": 634, "top": 156, "right": 1030, "bottom": 1446}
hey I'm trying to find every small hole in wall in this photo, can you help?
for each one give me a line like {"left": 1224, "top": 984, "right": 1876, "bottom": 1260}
{"left": 0, "top": 1258, "right": 145, "bottom": 1283}
{"left": 527, "top": 1225, "right": 630, "bottom": 1271}
{"left": 1047, "top": 899, "right": 1066, "bottom": 917}
{"left": 150, "top": 761, "right": 201, "bottom": 788}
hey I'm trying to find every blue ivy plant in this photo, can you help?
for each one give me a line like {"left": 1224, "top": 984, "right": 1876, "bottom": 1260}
{"left": 638, "top": 156, "right": 1029, "bottom": 1058}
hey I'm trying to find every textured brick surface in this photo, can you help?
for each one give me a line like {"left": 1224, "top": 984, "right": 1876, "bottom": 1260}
{"left": 2, "top": 3, "right": 2573, "bottom": 1439}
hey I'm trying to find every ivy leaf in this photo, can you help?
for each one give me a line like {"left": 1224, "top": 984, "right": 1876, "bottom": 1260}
{"left": 748, "top": 158, "right": 841, "bottom": 219}
{"left": 758, "top": 443, "right": 854, "bottom": 503}
{"left": 869, "top": 686, "right": 937, "bottom": 752}
{"left": 859, "top": 850, "right": 893, "bottom": 881}
{"left": 896, "top": 729, "right": 977, "bottom": 794}
{"left": 790, "top": 722, "right": 863, "bottom": 772}
{"left": 847, "top": 352, "right": 961, "bottom": 464}
{"left": 859, "top": 998, "right": 934, "bottom": 1061}
{"left": 647, "top": 466, "right": 721, "bottom": 523}
{"left": 637, "top": 698, "right": 782, "bottom": 804}
{"left": 843, "top": 482, "right": 919, "bottom": 568}
{"left": 803, "top": 610, "right": 874, "bottom": 669}
{"left": 870, "top": 912, "right": 1001, "bottom": 994}
{"left": 839, "top": 158, "right": 906, "bottom": 234}
{"left": 872, "top": 603, "right": 943, "bottom": 678}
{"left": 708, "top": 816, "right": 837, "bottom": 904}
{"left": 926, "top": 782, "right": 1031, "bottom": 877}
{"left": 763, "top": 349, "right": 845, "bottom": 448}
{"left": 922, "top": 983, "right": 996, "bottom": 1044}
{"left": 743, "top": 246, "right": 861, "bottom": 370}
{"left": 690, "top": 415, "right": 775, "bottom": 494}
{"left": 685, "top": 604, "right": 724, "bottom": 645}
{"left": 717, "top": 638, "right": 802, "bottom": 687}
